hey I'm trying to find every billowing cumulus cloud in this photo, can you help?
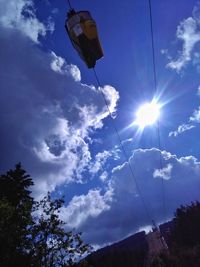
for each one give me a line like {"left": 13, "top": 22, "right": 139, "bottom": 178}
{"left": 50, "top": 52, "right": 81, "bottom": 82}
{"left": 60, "top": 188, "right": 113, "bottom": 229}
{"left": 99, "top": 171, "right": 108, "bottom": 182}
{"left": 88, "top": 149, "right": 120, "bottom": 177}
{"left": 0, "top": 0, "right": 54, "bottom": 43}
{"left": 0, "top": 0, "right": 119, "bottom": 198}
{"left": 70, "top": 148, "right": 200, "bottom": 246}
{"left": 153, "top": 164, "right": 173, "bottom": 180}
{"left": 2, "top": 0, "right": 200, "bottom": 249}
{"left": 165, "top": 4, "right": 200, "bottom": 72}
{"left": 89, "top": 151, "right": 112, "bottom": 175}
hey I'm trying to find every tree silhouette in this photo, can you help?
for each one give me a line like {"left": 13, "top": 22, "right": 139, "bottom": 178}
{"left": 0, "top": 164, "right": 91, "bottom": 267}
{"left": 149, "top": 202, "right": 200, "bottom": 267}
{"left": 31, "top": 192, "right": 91, "bottom": 267}
{"left": 172, "top": 202, "right": 200, "bottom": 247}
{"left": 0, "top": 163, "right": 34, "bottom": 266}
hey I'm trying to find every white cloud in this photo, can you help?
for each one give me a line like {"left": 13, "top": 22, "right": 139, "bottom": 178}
{"left": 89, "top": 150, "right": 112, "bottom": 175}
{"left": 166, "top": 4, "right": 200, "bottom": 72}
{"left": 122, "top": 138, "right": 133, "bottom": 145}
{"left": 169, "top": 123, "right": 195, "bottom": 137}
{"left": 190, "top": 106, "right": 200, "bottom": 122}
{"left": 77, "top": 148, "right": 200, "bottom": 246}
{"left": 0, "top": 4, "right": 120, "bottom": 197}
{"left": 0, "top": 23, "right": 119, "bottom": 198}
{"left": 50, "top": 52, "right": 81, "bottom": 82}
{"left": 30, "top": 118, "right": 92, "bottom": 199}
{"left": 89, "top": 148, "right": 119, "bottom": 171}
{"left": 32, "top": 148, "right": 200, "bottom": 246}
{"left": 60, "top": 188, "right": 113, "bottom": 228}
{"left": 0, "top": 0, "right": 54, "bottom": 43}
{"left": 99, "top": 171, "right": 108, "bottom": 182}
{"left": 169, "top": 83, "right": 200, "bottom": 137}
{"left": 101, "top": 86, "right": 120, "bottom": 118}
{"left": 153, "top": 164, "right": 173, "bottom": 180}
{"left": 192, "top": 2, "right": 200, "bottom": 23}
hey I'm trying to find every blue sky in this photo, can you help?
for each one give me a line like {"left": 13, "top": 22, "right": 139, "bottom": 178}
{"left": 1, "top": 0, "right": 200, "bottom": 247}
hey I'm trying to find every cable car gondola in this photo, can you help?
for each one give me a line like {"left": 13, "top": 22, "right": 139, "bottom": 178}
{"left": 65, "top": 9, "right": 103, "bottom": 68}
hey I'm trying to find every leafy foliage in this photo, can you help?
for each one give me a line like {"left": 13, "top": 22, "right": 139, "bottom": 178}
{"left": 31, "top": 193, "right": 91, "bottom": 267}
{"left": 0, "top": 164, "right": 91, "bottom": 267}
{"left": 2, "top": 164, "right": 200, "bottom": 267}
{"left": 0, "top": 163, "right": 34, "bottom": 266}
{"left": 171, "top": 202, "right": 200, "bottom": 247}
{"left": 150, "top": 202, "right": 200, "bottom": 267}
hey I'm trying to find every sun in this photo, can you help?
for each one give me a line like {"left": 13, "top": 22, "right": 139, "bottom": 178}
{"left": 134, "top": 101, "right": 160, "bottom": 128}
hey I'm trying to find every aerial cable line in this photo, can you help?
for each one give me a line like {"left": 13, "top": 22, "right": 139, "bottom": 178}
{"left": 148, "top": 0, "right": 166, "bottom": 221}
{"left": 93, "top": 67, "right": 152, "bottom": 224}
{"left": 65, "top": 2, "right": 154, "bottom": 225}
{"left": 67, "top": 0, "right": 72, "bottom": 9}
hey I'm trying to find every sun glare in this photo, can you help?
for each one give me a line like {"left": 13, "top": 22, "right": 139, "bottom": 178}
{"left": 134, "top": 101, "right": 160, "bottom": 128}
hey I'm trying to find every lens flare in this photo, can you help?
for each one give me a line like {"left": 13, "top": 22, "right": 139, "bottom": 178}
{"left": 134, "top": 101, "right": 160, "bottom": 128}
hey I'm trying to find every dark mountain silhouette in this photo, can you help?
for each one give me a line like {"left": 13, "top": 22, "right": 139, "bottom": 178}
{"left": 79, "top": 202, "right": 200, "bottom": 267}
{"left": 80, "top": 221, "right": 173, "bottom": 267}
{"left": 85, "top": 231, "right": 147, "bottom": 267}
